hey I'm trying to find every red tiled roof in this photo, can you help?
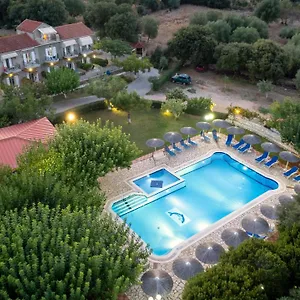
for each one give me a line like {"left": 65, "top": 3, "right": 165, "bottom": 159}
{"left": 55, "top": 22, "right": 93, "bottom": 40}
{"left": 0, "top": 34, "right": 39, "bottom": 54}
{"left": 131, "top": 42, "right": 145, "bottom": 49}
{"left": 17, "top": 19, "right": 43, "bottom": 33}
{"left": 0, "top": 117, "right": 56, "bottom": 169}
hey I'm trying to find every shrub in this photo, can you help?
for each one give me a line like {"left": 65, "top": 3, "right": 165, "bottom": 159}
{"left": 76, "top": 61, "right": 93, "bottom": 71}
{"left": 280, "top": 27, "right": 298, "bottom": 39}
{"left": 186, "top": 97, "right": 213, "bottom": 115}
{"left": 91, "top": 57, "right": 108, "bottom": 67}
{"left": 119, "top": 73, "right": 135, "bottom": 83}
{"left": 137, "top": 4, "right": 148, "bottom": 15}
{"left": 206, "top": 10, "right": 223, "bottom": 22}
{"left": 150, "top": 46, "right": 164, "bottom": 68}
{"left": 190, "top": 12, "right": 208, "bottom": 26}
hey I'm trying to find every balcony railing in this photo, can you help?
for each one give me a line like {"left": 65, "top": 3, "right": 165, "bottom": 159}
{"left": 24, "top": 59, "right": 40, "bottom": 68}
{"left": 63, "top": 50, "right": 79, "bottom": 58}
{"left": 45, "top": 56, "right": 59, "bottom": 63}
{"left": 81, "top": 47, "right": 93, "bottom": 55}
{"left": 3, "top": 64, "right": 21, "bottom": 74}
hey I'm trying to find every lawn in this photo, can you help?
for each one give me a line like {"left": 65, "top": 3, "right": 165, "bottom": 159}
{"left": 80, "top": 108, "right": 204, "bottom": 154}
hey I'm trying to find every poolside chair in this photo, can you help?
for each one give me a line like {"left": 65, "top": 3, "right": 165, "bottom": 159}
{"left": 164, "top": 146, "right": 176, "bottom": 157}
{"left": 238, "top": 143, "right": 250, "bottom": 153}
{"left": 212, "top": 130, "right": 219, "bottom": 142}
{"left": 232, "top": 139, "right": 245, "bottom": 150}
{"left": 200, "top": 131, "right": 210, "bottom": 143}
{"left": 264, "top": 156, "right": 278, "bottom": 168}
{"left": 187, "top": 136, "right": 197, "bottom": 146}
{"left": 293, "top": 175, "right": 300, "bottom": 182}
{"left": 255, "top": 151, "right": 268, "bottom": 163}
{"left": 283, "top": 166, "right": 299, "bottom": 178}
{"left": 225, "top": 134, "right": 233, "bottom": 146}
{"left": 172, "top": 142, "right": 182, "bottom": 152}
{"left": 180, "top": 139, "right": 190, "bottom": 149}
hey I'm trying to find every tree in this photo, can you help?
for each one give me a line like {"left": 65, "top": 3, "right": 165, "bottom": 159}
{"left": 168, "top": 25, "right": 217, "bottom": 65}
{"left": 84, "top": 2, "right": 118, "bottom": 30}
{"left": 141, "top": 16, "right": 159, "bottom": 41}
{"left": 224, "top": 14, "right": 245, "bottom": 32}
{"left": 0, "top": 83, "right": 53, "bottom": 127}
{"left": 24, "top": 0, "right": 68, "bottom": 26}
{"left": 207, "top": 20, "right": 232, "bottom": 43}
{"left": 247, "top": 39, "right": 288, "bottom": 81}
{"left": 206, "top": 10, "right": 223, "bottom": 22}
{"left": 113, "top": 54, "right": 152, "bottom": 74}
{"left": 284, "top": 44, "right": 300, "bottom": 77}
{"left": 280, "top": 26, "right": 297, "bottom": 39}
{"left": 230, "top": 27, "right": 260, "bottom": 43}
{"left": 105, "top": 12, "right": 140, "bottom": 42}
{"left": 280, "top": 0, "right": 292, "bottom": 24}
{"left": 117, "top": 3, "right": 133, "bottom": 14}
{"left": 185, "top": 97, "right": 213, "bottom": 115}
{"left": 161, "top": 98, "right": 187, "bottom": 119}
{"left": 166, "top": 87, "right": 188, "bottom": 101}
{"left": 97, "top": 38, "right": 132, "bottom": 58}
{"left": 295, "top": 69, "right": 300, "bottom": 90}
{"left": 116, "top": 0, "right": 134, "bottom": 5}
{"left": 140, "top": 0, "right": 160, "bottom": 11}
{"left": 150, "top": 46, "right": 164, "bottom": 68}
{"left": 63, "top": 0, "right": 85, "bottom": 16}
{"left": 289, "top": 33, "right": 300, "bottom": 46}
{"left": 183, "top": 263, "right": 268, "bottom": 300}
{"left": 190, "top": 12, "right": 208, "bottom": 26}
{"left": 244, "top": 16, "right": 269, "bottom": 38}
{"left": 257, "top": 80, "right": 273, "bottom": 98}
{"left": 159, "top": 56, "right": 168, "bottom": 70}
{"left": 255, "top": 0, "right": 280, "bottom": 23}
{"left": 168, "top": 0, "right": 180, "bottom": 9}
{"left": 279, "top": 288, "right": 300, "bottom": 300}
{"left": 0, "top": 204, "right": 149, "bottom": 299}
{"left": 207, "top": 0, "right": 230, "bottom": 9}
{"left": 45, "top": 67, "right": 80, "bottom": 97}
{"left": 88, "top": 76, "right": 127, "bottom": 100}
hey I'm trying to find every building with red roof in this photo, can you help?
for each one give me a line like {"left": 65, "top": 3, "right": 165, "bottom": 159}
{"left": 55, "top": 22, "right": 93, "bottom": 40}
{"left": 16, "top": 19, "right": 43, "bottom": 33}
{"left": 0, "top": 117, "right": 56, "bottom": 169}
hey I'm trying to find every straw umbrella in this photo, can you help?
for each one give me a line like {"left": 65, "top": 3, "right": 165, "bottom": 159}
{"left": 295, "top": 184, "right": 300, "bottom": 195}
{"left": 227, "top": 126, "right": 245, "bottom": 138}
{"left": 195, "top": 242, "right": 225, "bottom": 264}
{"left": 279, "top": 194, "right": 295, "bottom": 206}
{"left": 260, "top": 204, "right": 279, "bottom": 220}
{"left": 146, "top": 138, "right": 165, "bottom": 152}
{"left": 163, "top": 132, "right": 182, "bottom": 144}
{"left": 141, "top": 270, "right": 173, "bottom": 297}
{"left": 221, "top": 228, "right": 249, "bottom": 248}
{"left": 196, "top": 122, "right": 211, "bottom": 131}
{"left": 172, "top": 258, "right": 204, "bottom": 280}
{"left": 279, "top": 151, "right": 300, "bottom": 169}
{"left": 261, "top": 142, "right": 281, "bottom": 154}
{"left": 180, "top": 127, "right": 198, "bottom": 137}
{"left": 212, "top": 119, "right": 231, "bottom": 132}
{"left": 242, "top": 134, "right": 261, "bottom": 145}
{"left": 241, "top": 215, "right": 269, "bottom": 235}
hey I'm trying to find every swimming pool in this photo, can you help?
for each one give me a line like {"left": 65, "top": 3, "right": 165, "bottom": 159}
{"left": 112, "top": 152, "right": 279, "bottom": 257}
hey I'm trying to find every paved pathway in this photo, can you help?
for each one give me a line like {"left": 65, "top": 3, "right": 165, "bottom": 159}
{"left": 52, "top": 95, "right": 104, "bottom": 114}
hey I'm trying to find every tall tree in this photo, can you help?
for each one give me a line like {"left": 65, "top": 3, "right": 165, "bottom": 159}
{"left": 168, "top": 25, "right": 217, "bottom": 65}
{"left": 45, "top": 67, "right": 80, "bottom": 97}
{"left": 230, "top": 27, "right": 260, "bottom": 44}
{"left": 111, "top": 91, "right": 151, "bottom": 122}
{"left": 96, "top": 38, "right": 132, "bottom": 58}
{"left": 255, "top": 0, "right": 281, "bottom": 23}
{"left": 113, "top": 54, "right": 152, "bottom": 74}
{"left": 105, "top": 12, "right": 140, "bottom": 42}
{"left": 63, "top": 0, "right": 85, "bottom": 16}
{"left": 206, "top": 20, "right": 232, "bottom": 43}
{"left": 243, "top": 16, "right": 269, "bottom": 38}
{"left": 161, "top": 98, "right": 187, "bottom": 119}
{"left": 141, "top": 16, "right": 159, "bottom": 41}
{"left": 224, "top": 14, "right": 245, "bottom": 32}
{"left": 280, "top": 0, "right": 292, "bottom": 25}
{"left": 257, "top": 79, "right": 273, "bottom": 98}
{"left": 0, "top": 204, "right": 149, "bottom": 299}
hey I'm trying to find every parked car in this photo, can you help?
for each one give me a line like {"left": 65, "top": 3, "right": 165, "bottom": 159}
{"left": 195, "top": 65, "right": 206, "bottom": 72}
{"left": 171, "top": 73, "right": 192, "bottom": 85}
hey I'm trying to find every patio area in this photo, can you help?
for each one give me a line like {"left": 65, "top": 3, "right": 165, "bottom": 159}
{"left": 100, "top": 133, "right": 297, "bottom": 300}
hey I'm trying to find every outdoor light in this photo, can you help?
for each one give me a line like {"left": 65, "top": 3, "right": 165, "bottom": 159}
{"left": 234, "top": 108, "right": 241, "bottom": 115}
{"left": 148, "top": 297, "right": 154, "bottom": 300}
{"left": 66, "top": 112, "right": 76, "bottom": 122}
{"left": 156, "top": 295, "right": 162, "bottom": 300}
{"left": 93, "top": 54, "right": 96, "bottom": 58}
{"left": 204, "top": 113, "right": 214, "bottom": 121}
{"left": 67, "top": 58, "right": 71, "bottom": 61}
{"left": 50, "top": 62, "right": 54, "bottom": 66}
{"left": 83, "top": 53, "right": 87, "bottom": 58}
{"left": 9, "top": 73, "right": 13, "bottom": 77}
{"left": 28, "top": 68, "right": 33, "bottom": 72}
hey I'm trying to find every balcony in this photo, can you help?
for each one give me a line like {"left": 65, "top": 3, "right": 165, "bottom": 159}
{"left": 63, "top": 50, "right": 79, "bottom": 59}
{"left": 24, "top": 59, "right": 41, "bottom": 69}
{"left": 3, "top": 64, "right": 21, "bottom": 74}
{"left": 81, "top": 47, "right": 93, "bottom": 56}
{"left": 45, "top": 56, "right": 59, "bottom": 64}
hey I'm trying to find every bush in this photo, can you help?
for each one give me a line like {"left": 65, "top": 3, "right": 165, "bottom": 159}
{"left": 91, "top": 57, "right": 108, "bottom": 67}
{"left": 279, "top": 26, "right": 298, "bottom": 39}
{"left": 186, "top": 97, "right": 213, "bottom": 115}
{"left": 76, "top": 61, "right": 93, "bottom": 71}
{"left": 206, "top": 10, "right": 223, "bottom": 21}
{"left": 207, "top": 0, "right": 230, "bottom": 8}
{"left": 119, "top": 73, "right": 135, "bottom": 83}
{"left": 137, "top": 4, "right": 148, "bottom": 15}
{"left": 150, "top": 46, "right": 164, "bottom": 68}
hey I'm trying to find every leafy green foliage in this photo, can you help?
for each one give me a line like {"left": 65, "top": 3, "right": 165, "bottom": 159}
{"left": 279, "top": 288, "right": 300, "bottom": 300}
{"left": 269, "top": 98, "right": 300, "bottom": 150}
{"left": 230, "top": 27, "right": 260, "bottom": 43}
{"left": 141, "top": 16, "right": 159, "bottom": 41}
{"left": 243, "top": 16, "right": 269, "bottom": 38}
{"left": 248, "top": 39, "right": 288, "bottom": 81}
{"left": 140, "top": 0, "right": 161, "bottom": 11}
{"left": 168, "top": 25, "right": 217, "bottom": 65}
{"left": 224, "top": 14, "right": 245, "bottom": 32}
{"left": 76, "top": 61, "right": 93, "bottom": 71}
{"left": 90, "top": 57, "right": 108, "bottom": 67}
{"left": 280, "top": 26, "right": 298, "bottom": 39}
{"left": 206, "top": 20, "right": 231, "bottom": 43}
{"left": 257, "top": 79, "right": 273, "bottom": 97}
{"left": 206, "top": 10, "right": 223, "bottom": 22}
{"left": 0, "top": 204, "right": 149, "bottom": 299}
{"left": 186, "top": 97, "right": 212, "bottom": 115}
{"left": 280, "top": 0, "right": 293, "bottom": 24}
{"left": 45, "top": 67, "right": 80, "bottom": 96}
{"left": 63, "top": 0, "right": 85, "bottom": 16}
{"left": 207, "top": 0, "right": 230, "bottom": 9}
{"left": 105, "top": 12, "right": 140, "bottom": 42}
{"left": 255, "top": 0, "right": 281, "bottom": 23}
{"left": 0, "top": 83, "right": 53, "bottom": 127}
{"left": 284, "top": 44, "right": 300, "bottom": 77}
{"left": 96, "top": 38, "right": 132, "bottom": 58}
{"left": 113, "top": 54, "right": 152, "bottom": 74}
{"left": 190, "top": 12, "right": 208, "bottom": 26}
{"left": 168, "top": 0, "right": 180, "bottom": 9}
{"left": 161, "top": 98, "right": 187, "bottom": 119}
{"left": 150, "top": 46, "right": 164, "bottom": 68}
{"left": 295, "top": 69, "right": 300, "bottom": 90}
{"left": 289, "top": 33, "right": 300, "bottom": 46}
{"left": 88, "top": 76, "right": 127, "bottom": 99}
{"left": 159, "top": 56, "right": 169, "bottom": 70}
{"left": 166, "top": 87, "right": 188, "bottom": 100}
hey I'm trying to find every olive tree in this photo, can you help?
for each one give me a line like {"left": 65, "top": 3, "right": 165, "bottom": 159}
{"left": 161, "top": 99, "right": 187, "bottom": 119}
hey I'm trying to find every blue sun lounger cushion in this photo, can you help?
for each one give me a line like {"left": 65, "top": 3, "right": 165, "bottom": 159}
{"left": 232, "top": 139, "right": 245, "bottom": 150}
{"left": 187, "top": 137, "right": 197, "bottom": 146}
{"left": 238, "top": 143, "right": 250, "bottom": 153}
{"left": 293, "top": 175, "right": 300, "bottom": 182}
{"left": 225, "top": 134, "right": 233, "bottom": 146}
{"left": 255, "top": 151, "right": 268, "bottom": 163}
{"left": 283, "top": 166, "right": 299, "bottom": 178}
{"left": 164, "top": 146, "right": 176, "bottom": 156}
{"left": 180, "top": 139, "right": 190, "bottom": 149}
{"left": 265, "top": 156, "right": 278, "bottom": 168}
{"left": 172, "top": 143, "right": 182, "bottom": 152}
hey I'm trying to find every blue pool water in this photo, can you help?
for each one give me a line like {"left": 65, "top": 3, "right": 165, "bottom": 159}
{"left": 113, "top": 152, "right": 278, "bottom": 256}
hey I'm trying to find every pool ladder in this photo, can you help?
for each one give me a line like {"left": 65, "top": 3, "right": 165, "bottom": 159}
{"left": 112, "top": 194, "right": 148, "bottom": 216}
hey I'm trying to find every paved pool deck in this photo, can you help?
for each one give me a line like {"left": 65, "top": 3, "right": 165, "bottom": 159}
{"left": 100, "top": 133, "right": 296, "bottom": 300}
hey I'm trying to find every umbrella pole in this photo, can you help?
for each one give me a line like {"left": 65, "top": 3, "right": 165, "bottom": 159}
{"left": 285, "top": 161, "right": 289, "bottom": 170}
{"left": 219, "top": 128, "right": 221, "bottom": 133}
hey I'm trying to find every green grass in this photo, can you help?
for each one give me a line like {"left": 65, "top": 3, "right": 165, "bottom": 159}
{"left": 80, "top": 108, "right": 205, "bottom": 154}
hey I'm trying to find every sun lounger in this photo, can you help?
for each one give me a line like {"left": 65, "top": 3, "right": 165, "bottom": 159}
{"left": 172, "top": 143, "right": 182, "bottom": 152}
{"left": 246, "top": 232, "right": 267, "bottom": 239}
{"left": 238, "top": 143, "right": 250, "bottom": 153}
{"left": 187, "top": 137, "right": 197, "bottom": 146}
{"left": 164, "top": 146, "right": 176, "bottom": 157}
{"left": 180, "top": 139, "right": 190, "bottom": 149}
{"left": 225, "top": 134, "right": 233, "bottom": 146}
{"left": 232, "top": 139, "right": 245, "bottom": 150}
{"left": 293, "top": 175, "right": 300, "bottom": 182}
{"left": 284, "top": 166, "right": 299, "bottom": 178}
{"left": 264, "top": 156, "right": 278, "bottom": 168}
{"left": 255, "top": 151, "right": 268, "bottom": 163}
{"left": 212, "top": 130, "right": 219, "bottom": 142}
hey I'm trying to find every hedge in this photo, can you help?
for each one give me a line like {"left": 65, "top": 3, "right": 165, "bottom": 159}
{"left": 91, "top": 57, "right": 109, "bottom": 67}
